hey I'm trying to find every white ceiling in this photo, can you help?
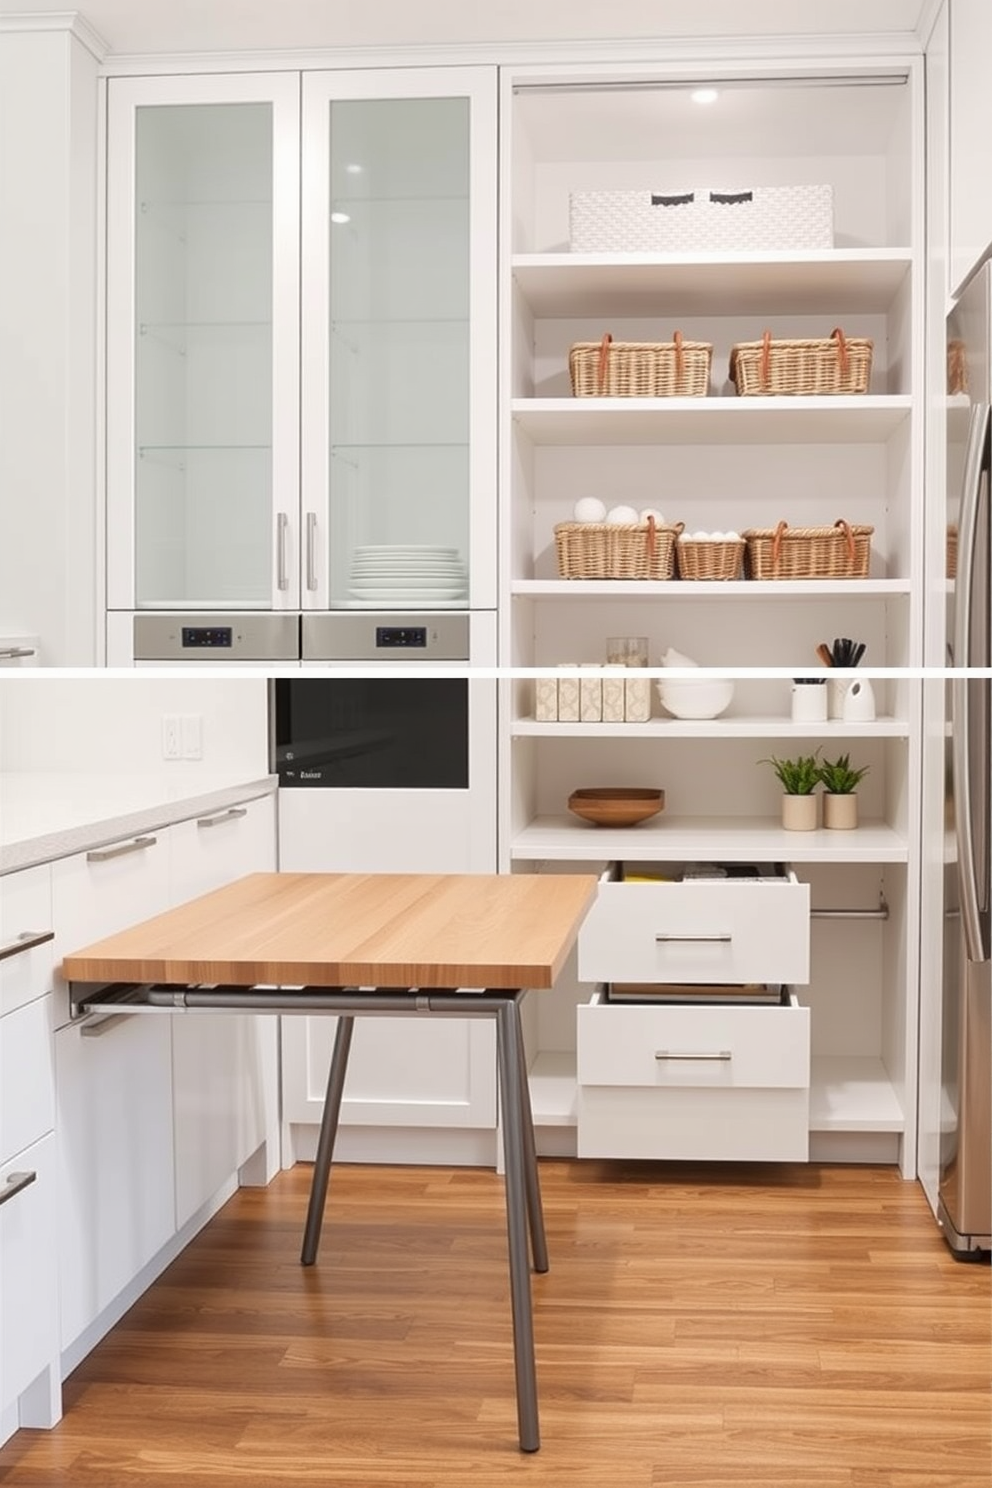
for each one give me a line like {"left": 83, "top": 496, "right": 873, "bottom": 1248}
{"left": 0, "top": 1, "right": 935, "bottom": 57}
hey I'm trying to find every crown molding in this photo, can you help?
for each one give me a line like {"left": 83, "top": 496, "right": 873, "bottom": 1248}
{"left": 98, "top": 28, "right": 923, "bottom": 77}
{"left": 0, "top": 10, "right": 109, "bottom": 60}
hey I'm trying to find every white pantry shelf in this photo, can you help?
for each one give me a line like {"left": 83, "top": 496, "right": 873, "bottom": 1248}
{"left": 511, "top": 397, "right": 912, "bottom": 446}
{"left": 511, "top": 715, "right": 910, "bottom": 739}
{"left": 511, "top": 814, "right": 909, "bottom": 864}
{"left": 512, "top": 248, "right": 913, "bottom": 319}
{"left": 808, "top": 1056, "right": 905, "bottom": 1132}
{"left": 510, "top": 578, "right": 910, "bottom": 599}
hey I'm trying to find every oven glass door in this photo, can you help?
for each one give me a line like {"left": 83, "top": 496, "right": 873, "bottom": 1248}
{"left": 272, "top": 677, "right": 468, "bottom": 788}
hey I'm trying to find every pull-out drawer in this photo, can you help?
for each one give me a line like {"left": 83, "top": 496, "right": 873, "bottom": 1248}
{"left": 577, "top": 862, "right": 809, "bottom": 988}
{"left": 576, "top": 987, "right": 810, "bottom": 1162}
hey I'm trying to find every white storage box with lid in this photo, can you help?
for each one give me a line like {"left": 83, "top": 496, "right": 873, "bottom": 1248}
{"left": 569, "top": 185, "right": 834, "bottom": 253}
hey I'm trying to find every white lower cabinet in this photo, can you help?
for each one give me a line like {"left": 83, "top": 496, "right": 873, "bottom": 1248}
{"left": 168, "top": 795, "right": 279, "bottom": 1225}
{"left": 577, "top": 989, "right": 810, "bottom": 1161}
{"left": 574, "top": 863, "right": 811, "bottom": 1162}
{"left": 1, "top": 1133, "right": 60, "bottom": 1437}
{"left": 54, "top": 1011, "right": 175, "bottom": 1351}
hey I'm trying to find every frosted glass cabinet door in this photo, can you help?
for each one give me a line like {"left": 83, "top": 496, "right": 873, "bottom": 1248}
{"left": 301, "top": 69, "right": 497, "bottom": 611}
{"left": 107, "top": 74, "right": 300, "bottom": 610}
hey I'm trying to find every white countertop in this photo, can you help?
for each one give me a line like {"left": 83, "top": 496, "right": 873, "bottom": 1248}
{"left": 0, "top": 771, "right": 277, "bottom": 874}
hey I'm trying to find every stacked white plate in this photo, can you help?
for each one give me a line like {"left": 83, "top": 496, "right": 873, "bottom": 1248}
{"left": 347, "top": 545, "right": 469, "bottom": 606}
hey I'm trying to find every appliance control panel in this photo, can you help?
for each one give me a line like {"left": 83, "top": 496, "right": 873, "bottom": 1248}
{"left": 181, "top": 626, "right": 232, "bottom": 648}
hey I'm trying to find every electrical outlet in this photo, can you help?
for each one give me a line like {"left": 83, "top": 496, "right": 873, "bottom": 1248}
{"left": 181, "top": 714, "right": 203, "bottom": 760}
{"left": 161, "top": 714, "right": 181, "bottom": 760}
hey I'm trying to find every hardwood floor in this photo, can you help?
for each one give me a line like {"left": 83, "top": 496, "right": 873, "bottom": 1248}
{"left": 1, "top": 1160, "right": 989, "bottom": 1487}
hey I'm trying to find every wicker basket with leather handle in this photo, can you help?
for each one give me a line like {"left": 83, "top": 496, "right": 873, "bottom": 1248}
{"left": 742, "top": 519, "right": 873, "bottom": 580}
{"left": 569, "top": 331, "right": 712, "bottom": 397}
{"left": 730, "top": 328, "right": 873, "bottom": 396}
{"left": 554, "top": 515, "right": 683, "bottom": 579}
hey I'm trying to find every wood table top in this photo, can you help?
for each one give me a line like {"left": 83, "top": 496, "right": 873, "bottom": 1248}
{"left": 60, "top": 871, "right": 599, "bottom": 990}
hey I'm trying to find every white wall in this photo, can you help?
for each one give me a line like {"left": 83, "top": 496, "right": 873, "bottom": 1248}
{"left": 0, "top": 676, "right": 271, "bottom": 777}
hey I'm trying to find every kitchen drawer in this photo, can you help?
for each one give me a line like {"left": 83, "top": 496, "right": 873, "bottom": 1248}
{"left": 51, "top": 830, "right": 170, "bottom": 1027}
{"left": 1, "top": 1132, "right": 59, "bottom": 1421}
{"left": 0, "top": 865, "right": 54, "bottom": 1019}
{"left": 577, "top": 862, "right": 809, "bottom": 987}
{"left": 576, "top": 987, "right": 810, "bottom": 1162}
{"left": 0, "top": 993, "right": 54, "bottom": 1164}
{"left": 167, "top": 792, "right": 276, "bottom": 903}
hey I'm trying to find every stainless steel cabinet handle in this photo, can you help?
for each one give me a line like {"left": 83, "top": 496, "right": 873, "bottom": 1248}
{"left": 654, "top": 932, "right": 732, "bottom": 944}
{"left": 953, "top": 401, "right": 991, "bottom": 965}
{"left": 277, "top": 511, "right": 289, "bottom": 590}
{"left": 0, "top": 1170, "right": 37, "bottom": 1207}
{"left": 80, "top": 1012, "right": 134, "bottom": 1037}
{"left": 655, "top": 1050, "right": 732, "bottom": 1062}
{"left": 86, "top": 835, "right": 157, "bottom": 863}
{"left": 0, "top": 929, "right": 54, "bottom": 963}
{"left": 0, "top": 646, "right": 36, "bottom": 660}
{"left": 306, "top": 511, "right": 318, "bottom": 591}
{"left": 196, "top": 806, "right": 248, "bottom": 829}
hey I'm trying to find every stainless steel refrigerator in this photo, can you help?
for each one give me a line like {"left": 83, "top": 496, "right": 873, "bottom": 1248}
{"left": 941, "top": 261, "right": 992, "bottom": 1258}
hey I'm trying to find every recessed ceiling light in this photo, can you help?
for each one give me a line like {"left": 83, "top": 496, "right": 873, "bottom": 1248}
{"left": 691, "top": 88, "right": 719, "bottom": 106}
{"left": 330, "top": 211, "right": 351, "bottom": 225}
{"left": 344, "top": 163, "right": 363, "bottom": 175}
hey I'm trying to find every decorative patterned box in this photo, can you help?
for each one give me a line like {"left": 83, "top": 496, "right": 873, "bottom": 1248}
{"left": 569, "top": 185, "right": 834, "bottom": 254}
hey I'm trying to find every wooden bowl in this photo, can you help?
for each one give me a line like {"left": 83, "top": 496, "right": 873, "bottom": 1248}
{"left": 567, "top": 787, "right": 665, "bottom": 828}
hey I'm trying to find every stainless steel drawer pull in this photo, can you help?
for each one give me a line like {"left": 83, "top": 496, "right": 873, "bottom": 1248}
{"left": 0, "top": 646, "right": 36, "bottom": 659}
{"left": 655, "top": 1050, "right": 732, "bottom": 1062}
{"left": 277, "top": 511, "right": 289, "bottom": 590}
{"left": 196, "top": 807, "right": 248, "bottom": 829}
{"left": 86, "top": 835, "right": 157, "bottom": 863}
{"left": 0, "top": 928, "right": 55, "bottom": 963}
{"left": 0, "top": 1170, "right": 37, "bottom": 1207}
{"left": 306, "top": 511, "right": 318, "bottom": 591}
{"left": 654, "top": 932, "right": 732, "bottom": 944}
{"left": 80, "top": 1012, "right": 134, "bottom": 1037}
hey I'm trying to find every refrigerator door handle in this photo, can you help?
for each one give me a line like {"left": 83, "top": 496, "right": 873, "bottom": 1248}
{"left": 952, "top": 401, "right": 991, "bottom": 965}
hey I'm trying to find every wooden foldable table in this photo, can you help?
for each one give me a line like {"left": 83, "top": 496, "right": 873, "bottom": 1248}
{"left": 61, "top": 871, "right": 597, "bottom": 1453}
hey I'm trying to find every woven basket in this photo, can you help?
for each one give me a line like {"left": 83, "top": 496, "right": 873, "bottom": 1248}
{"left": 742, "top": 520, "right": 873, "bottom": 580}
{"left": 676, "top": 537, "right": 745, "bottom": 581}
{"left": 554, "top": 517, "right": 682, "bottom": 580}
{"left": 569, "top": 331, "right": 711, "bottom": 398}
{"left": 729, "top": 328, "right": 873, "bottom": 396}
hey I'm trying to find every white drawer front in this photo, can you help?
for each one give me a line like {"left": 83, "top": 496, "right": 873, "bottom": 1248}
{"left": 0, "top": 865, "right": 53, "bottom": 1019}
{"left": 577, "top": 873, "right": 809, "bottom": 986}
{"left": 51, "top": 832, "right": 170, "bottom": 1027}
{"left": 578, "top": 1087, "right": 810, "bottom": 1162}
{"left": 0, "top": 994, "right": 54, "bottom": 1164}
{"left": 577, "top": 992, "right": 810, "bottom": 1090}
{"left": 168, "top": 793, "right": 276, "bottom": 905}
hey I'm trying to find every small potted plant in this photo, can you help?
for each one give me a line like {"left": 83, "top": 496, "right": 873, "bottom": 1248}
{"left": 759, "top": 751, "right": 821, "bottom": 831}
{"left": 818, "top": 752, "right": 870, "bottom": 829}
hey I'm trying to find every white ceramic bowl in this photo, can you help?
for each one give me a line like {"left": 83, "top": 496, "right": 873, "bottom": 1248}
{"left": 655, "top": 677, "right": 735, "bottom": 720}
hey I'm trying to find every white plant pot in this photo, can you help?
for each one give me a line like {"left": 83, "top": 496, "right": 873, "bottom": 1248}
{"left": 781, "top": 794, "right": 819, "bottom": 831}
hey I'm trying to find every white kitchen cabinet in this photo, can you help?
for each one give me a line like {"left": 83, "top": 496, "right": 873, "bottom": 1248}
{"left": 106, "top": 72, "right": 301, "bottom": 613}
{"left": 1, "top": 866, "right": 59, "bottom": 1446}
{"left": 54, "top": 1011, "right": 175, "bottom": 1351}
{"left": 106, "top": 65, "right": 497, "bottom": 630}
{"left": 168, "top": 794, "right": 278, "bottom": 1227}
{"left": 499, "top": 58, "right": 925, "bottom": 1175}
{"left": 948, "top": 0, "right": 992, "bottom": 294}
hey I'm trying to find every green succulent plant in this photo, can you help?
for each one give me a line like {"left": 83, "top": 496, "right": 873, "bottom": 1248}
{"left": 818, "top": 753, "right": 870, "bottom": 795}
{"left": 759, "top": 751, "right": 822, "bottom": 796}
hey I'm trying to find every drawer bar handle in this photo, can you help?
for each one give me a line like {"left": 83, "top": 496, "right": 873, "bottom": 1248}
{"left": 86, "top": 835, "right": 157, "bottom": 863}
{"left": 80, "top": 1012, "right": 134, "bottom": 1037}
{"left": 196, "top": 807, "right": 248, "bottom": 829}
{"left": 0, "top": 646, "right": 37, "bottom": 660}
{"left": 655, "top": 1050, "right": 733, "bottom": 1062}
{"left": 654, "top": 932, "right": 732, "bottom": 944}
{"left": 0, "top": 1170, "right": 37, "bottom": 1207}
{"left": 0, "top": 928, "right": 54, "bottom": 963}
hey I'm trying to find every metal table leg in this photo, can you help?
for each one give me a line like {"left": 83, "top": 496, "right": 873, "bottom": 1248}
{"left": 496, "top": 995, "right": 541, "bottom": 1452}
{"left": 515, "top": 1001, "right": 549, "bottom": 1275}
{"left": 301, "top": 1013, "right": 355, "bottom": 1266}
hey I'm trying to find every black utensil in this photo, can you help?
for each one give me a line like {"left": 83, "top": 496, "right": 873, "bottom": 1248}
{"left": 851, "top": 642, "right": 866, "bottom": 667}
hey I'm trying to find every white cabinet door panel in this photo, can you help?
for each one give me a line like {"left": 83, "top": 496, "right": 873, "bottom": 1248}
{"left": 0, "top": 865, "right": 53, "bottom": 1019}
{"left": 1, "top": 1133, "right": 59, "bottom": 1422}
